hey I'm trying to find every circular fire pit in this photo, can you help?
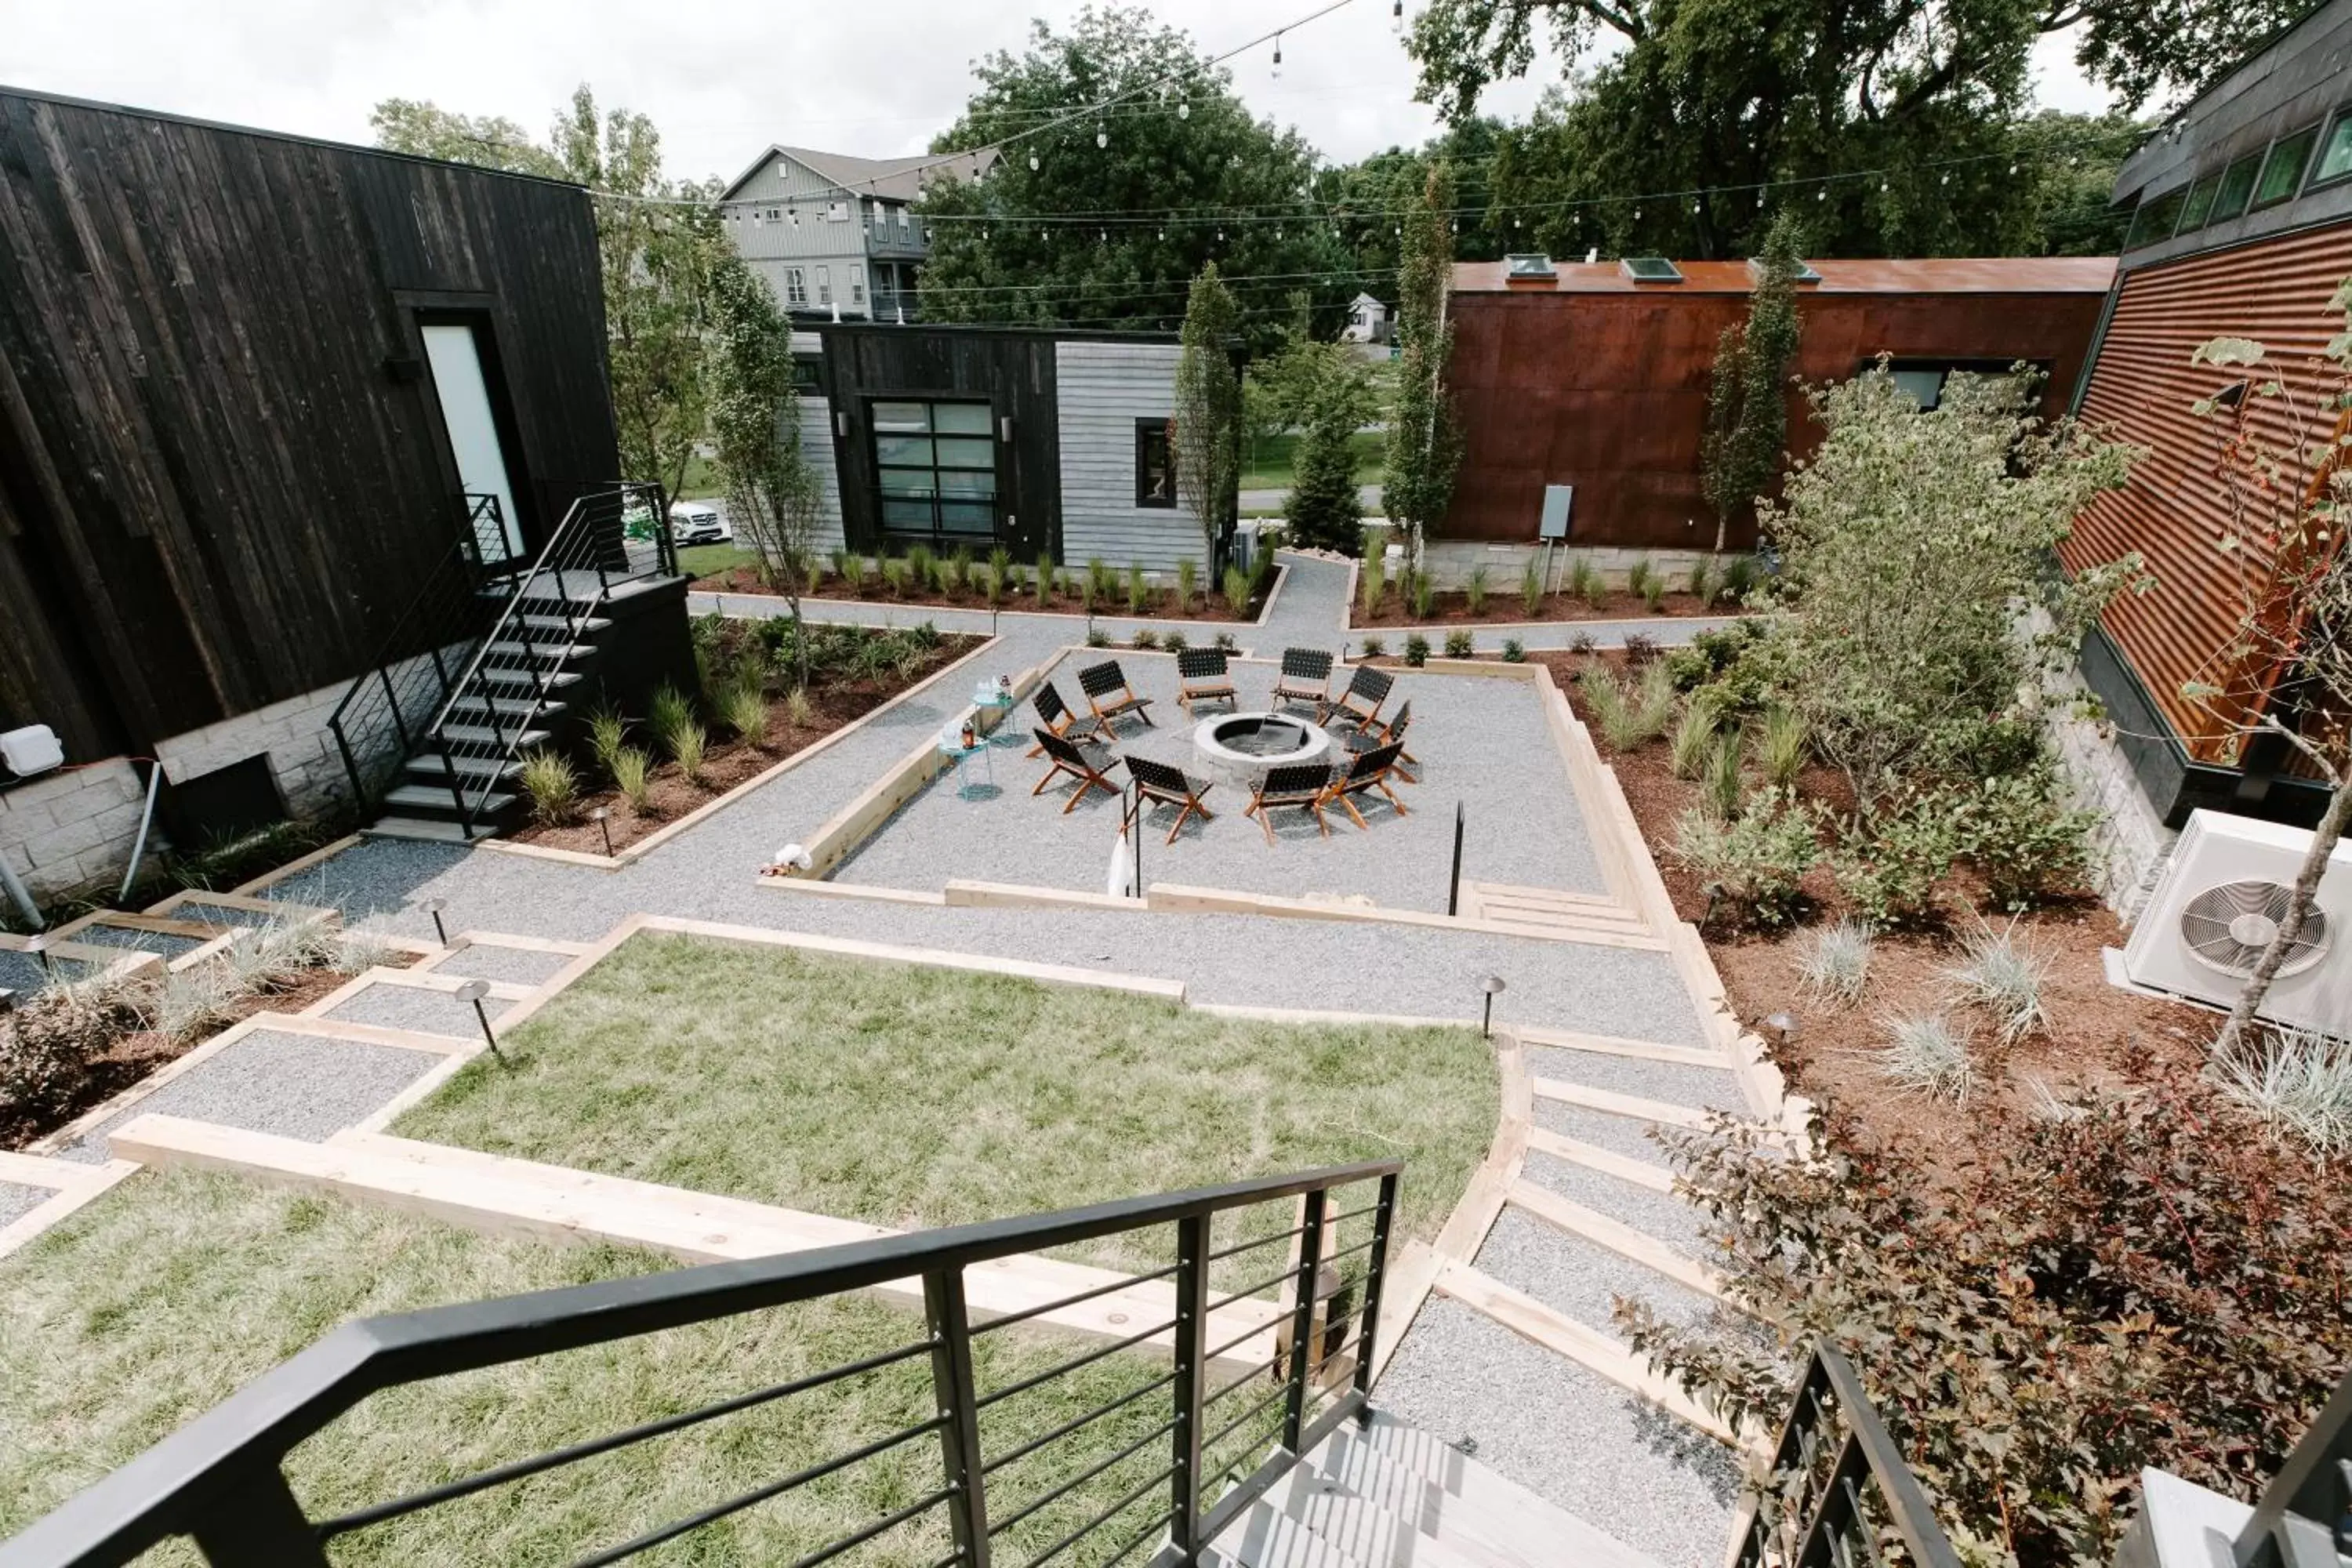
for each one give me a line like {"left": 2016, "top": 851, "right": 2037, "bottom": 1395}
{"left": 1192, "top": 711, "right": 1331, "bottom": 789}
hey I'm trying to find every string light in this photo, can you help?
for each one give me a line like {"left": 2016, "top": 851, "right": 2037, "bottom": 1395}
{"left": 1028, "top": 152, "right": 1040, "bottom": 172}
{"left": 1391, "top": 0, "right": 1404, "bottom": 32}
{"left": 1096, "top": 124, "right": 1109, "bottom": 149}
{"left": 1178, "top": 100, "right": 1190, "bottom": 120}
{"left": 1272, "top": 32, "right": 1283, "bottom": 78}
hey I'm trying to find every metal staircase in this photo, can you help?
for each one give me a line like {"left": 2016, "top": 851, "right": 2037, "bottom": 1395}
{"left": 325, "top": 484, "right": 673, "bottom": 842}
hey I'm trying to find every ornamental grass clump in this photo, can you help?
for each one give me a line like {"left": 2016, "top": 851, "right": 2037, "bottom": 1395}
{"left": 586, "top": 704, "right": 628, "bottom": 781}
{"left": 517, "top": 749, "right": 582, "bottom": 827}
{"left": 1126, "top": 564, "right": 1149, "bottom": 615}
{"left": 719, "top": 681, "right": 771, "bottom": 747}
{"left": 1034, "top": 550, "right": 1057, "bottom": 601}
{"left": 1704, "top": 727, "right": 1746, "bottom": 819}
{"left": 1361, "top": 554, "right": 1386, "bottom": 616}
{"left": 1410, "top": 571, "right": 1436, "bottom": 620}
{"left": 1877, "top": 1009, "right": 1976, "bottom": 1100}
{"left": 666, "top": 721, "right": 708, "bottom": 787}
{"left": 2212, "top": 1026, "right": 2352, "bottom": 1159}
{"left": 1465, "top": 565, "right": 1488, "bottom": 617}
{"left": 1176, "top": 557, "right": 1196, "bottom": 610}
{"left": 1755, "top": 704, "right": 1807, "bottom": 788}
{"left": 1671, "top": 695, "right": 1722, "bottom": 780}
{"left": 1944, "top": 920, "right": 2052, "bottom": 1044}
{"left": 1795, "top": 916, "right": 1872, "bottom": 1004}
{"left": 1567, "top": 554, "right": 1602, "bottom": 605}
{"left": 1521, "top": 559, "right": 1544, "bottom": 616}
{"left": 1222, "top": 567, "right": 1252, "bottom": 618}
{"left": 612, "top": 746, "right": 653, "bottom": 813}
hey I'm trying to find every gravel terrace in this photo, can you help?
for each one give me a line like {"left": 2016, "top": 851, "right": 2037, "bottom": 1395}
{"left": 0, "top": 1181, "right": 48, "bottom": 1229}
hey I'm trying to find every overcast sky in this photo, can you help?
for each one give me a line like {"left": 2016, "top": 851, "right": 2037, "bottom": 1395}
{"left": 5, "top": 1, "right": 2113, "bottom": 184}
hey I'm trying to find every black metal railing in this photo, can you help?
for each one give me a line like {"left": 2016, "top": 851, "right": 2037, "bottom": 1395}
{"left": 0, "top": 1160, "right": 1402, "bottom": 1568}
{"left": 1733, "top": 1342, "right": 1964, "bottom": 1568}
{"left": 323, "top": 494, "right": 511, "bottom": 810}
{"left": 2233, "top": 1366, "right": 2352, "bottom": 1568}
{"left": 423, "top": 482, "right": 664, "bottom": 834}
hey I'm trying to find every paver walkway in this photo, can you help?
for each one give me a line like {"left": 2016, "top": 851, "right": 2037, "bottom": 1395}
{"left": 27, "top": 554, "right": 1759, "bottom": 1566}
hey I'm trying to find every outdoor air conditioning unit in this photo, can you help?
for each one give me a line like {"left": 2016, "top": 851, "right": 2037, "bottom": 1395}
{"left": 2119, "top": 809, "right": 2352, "bottom": 1036}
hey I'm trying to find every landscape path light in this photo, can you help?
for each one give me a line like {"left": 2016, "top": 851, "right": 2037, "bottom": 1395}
{"left": 420, "top": 896, "right": 448, "bottom": 946}
{"left": 590, "top": 805, "right": 614, "bottom": 857}
{"left": 456, "top": 978, "right": 506, "bottom": 1067}
{"left": 1480, "top": 975, "right": 1507, "bottom": 1040}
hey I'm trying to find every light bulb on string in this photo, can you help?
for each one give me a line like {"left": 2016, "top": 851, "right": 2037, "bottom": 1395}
{"left": 1272, "top": 33, "right": 1283, "bottom": 78}
{"left": 1391, "top": 0, "right": 1404, "bottom": 33}
{"left": 1817, "top": 185, "right": 1828, "bottom": 201}
{"left": 1028, "top": 152, "right": 1040, "bottom": 172}
{"left": 2009, "top": 163, "right": 2019, "bottom": 175}
{"left": 1158, "top": 227, "right": 1166, "bottom": 241}
{"left": 1096, "top": 124, "right": 1108, "bottom": 150}
{"left": 1178, "top": 100, "right": 1190, "bottom": 120}
{"left": 1939, "top": 172, "right": 1950, "bottom": 186}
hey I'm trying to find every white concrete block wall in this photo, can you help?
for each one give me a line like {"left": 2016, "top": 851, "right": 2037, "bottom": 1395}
{"left": 1359, "top": 532, "right": 1744, "bottom": 592}
{"left": 1054, "top": 341, "right": 1207, "bottom": 575}
{"left": 2024, "top": 608, "right": 2178, "bottom": 921}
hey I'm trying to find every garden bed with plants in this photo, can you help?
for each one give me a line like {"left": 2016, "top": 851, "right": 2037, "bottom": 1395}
{"left": 1540, "top": 363, "right": 2352, "bottom": 1566}
{"left": 506, "top": 618, "right": 979, "bottom": 858}
{"left": 2, "top": 915, "right": 412, "bottom": 1151}
{"left": 691, "top": 544, "right": 1277, "bottom": 623}
{"left": 1348, "top": 553, "right": 1758, "bottom": 628}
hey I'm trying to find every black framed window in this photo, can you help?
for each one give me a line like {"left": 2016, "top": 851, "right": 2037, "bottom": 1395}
{"left": 2177, "top": 171, "right": 2222, "bottom": 233}
{"left": 1135, "top": 419, "right": 1176, "bottom": 508}
{"left": 2310, "top": 107, "right": 2352, "bottom": 190}
{"left": 2252, "top": 124, "right": 2320, "bottom": 209}
{"left": 1875, "top": 358, "right": 2044, "bottom": 412}
{"left": 2212, "top": 153, "right": 2262, "bottom": 222}
{"left": 873, "top": 399, "right": 998, "bottom": 542}
{"left": 2125, "top": 185, "right": 2188, "bottom": 249}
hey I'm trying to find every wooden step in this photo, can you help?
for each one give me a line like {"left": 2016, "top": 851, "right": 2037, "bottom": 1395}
{"left": 1529, "top": 1078, "right": 1715, "bottom": 1131}
{"left": 477, "top": 666, "right": 581, "bottom": 693}
{"left": 485, "top": 638, "right": 594, "bottom": 664}
{"left": 1503, "top": 1179, "right": 1732, "bottom": 1307}
{"left": 402, "top": 753, "right": 521, "bottom": 784}
{"left": 1428, "top": 1260, "right": 1737, "bottom": 1446}
{"left": 1218, "top": 1496, "right": 1374, "bottom": 1568}
{"left": 110, "top": 1116, "right": 1287, "bottom": 1374}
{"left": 1510, "top": 1025, "right": 1730, "bottom": 1071}
{"left": 1458, "top": 880, "right": 1628, "bottom": 913}
{"left": 1523, "top": 1127, "right": 1675, "bottom": 1193}
{"left": 515, "top": 612, "right": 611, "bottom": 637}
{"left": 1258, "top": 1464, "right": 1492, "bottom": 1568}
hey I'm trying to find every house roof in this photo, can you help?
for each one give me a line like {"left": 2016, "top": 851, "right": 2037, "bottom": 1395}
{"left": 1449, "top": 256, "right": 2118, "bottom": 295}
{"left": 720, "top": 143, "right": 997, "bottom": 202}
{"left": 1349, "top": 292, "right": 1385, "bottom": 310}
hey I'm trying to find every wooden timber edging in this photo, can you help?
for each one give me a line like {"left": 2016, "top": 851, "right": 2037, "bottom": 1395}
{"left": 0, "top": 1152, "right": 142, "bottom": 1262}
{"left": 477, "top": 629, "right": 1011, "bottom": 873}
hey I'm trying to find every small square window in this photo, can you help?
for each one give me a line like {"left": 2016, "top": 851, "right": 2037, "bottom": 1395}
{"left": 2312, "top": 108, "right": 2352, "bottom": 188}
{"left": 2211, "top": 154, "right": 2262, "bottom": 221}
{"left": 1134, "top": 419, "right": 1176, "bottom": 508}
{"left": 2252, "top": 124, "right": 2319, "bottom": 208}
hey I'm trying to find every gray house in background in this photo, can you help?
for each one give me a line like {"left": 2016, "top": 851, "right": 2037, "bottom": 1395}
{"left": 718, "top": 145, "right": 993, "bottom": 323}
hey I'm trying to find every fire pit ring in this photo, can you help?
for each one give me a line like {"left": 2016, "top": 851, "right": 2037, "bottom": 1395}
{"left": 1192, "top": 711, "right": 1332, "bottom": 789}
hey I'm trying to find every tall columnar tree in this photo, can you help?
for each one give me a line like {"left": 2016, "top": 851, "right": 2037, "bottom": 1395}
{"left": 1173, "top": 263, "right": 1243, "bottom": 567}
{"left": 1700, "top": 212, "right": 1806, "bottom": 554}
{"left": 916, "top": 5, "right": 1345, "bottom": 354}
{"left": 1407, "top": 0, "right": 2289, "bottom": 260}
{"left": 706, "top": 263, "right": 822, "bottom": 689}
{"left": 2180, "top": 281, "right": 2352, "bottom": 1060}
{"left": 1381, "top": 164, "right": 1462, "bottom": 569}
{"left": 1284, "top": 347, "right": 1380, "bottom": 556}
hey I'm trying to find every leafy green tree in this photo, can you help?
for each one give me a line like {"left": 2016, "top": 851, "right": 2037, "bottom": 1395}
{"left": 1173, "top": 264, "right": 1243, "bottom": 565}
{"left": 1316, "top": 118, "right": 1510, "bottom": 289}
{"left": 368, "top": 100, "right": 562, "bottom": 178}
{"left": 1409, "top": 0, "right": 2289, "bottom": 260}
{"left": 1700, "top": 213, "right": 1806, "bottom": 554}
{"left": 915, "top": 5, "right": 1345, "bottom": 352}
{"left": 706, "top": 263, "right": 822, "bottom": 688}
{"left": 1381, "top": 164, "right": 1463, "bottom": 569}
{"left": 1287, "top": 391, "right": 1366, "bottom": 557}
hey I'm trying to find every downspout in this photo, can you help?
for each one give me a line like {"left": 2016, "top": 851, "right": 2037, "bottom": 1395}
{"left": 0, "top": 850, "right": 40, "bottom": 931}
{"left": 117, "top": 757, "right": 164, "bottom": 902}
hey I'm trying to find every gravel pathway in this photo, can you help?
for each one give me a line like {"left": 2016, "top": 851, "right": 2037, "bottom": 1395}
{"left": 57, "top": 1029, "right": 443, "bottom": 1163}
{"left": 1375, "top": 1296, "right": 1738, "bottom": 1568}
{"left": 1525, "top": 1044, "right": 1748, "bottom": 1112}
{"left": 1532, "top": 1098, "right": 1686, "bottom": 1166}
{"left": 321, "top": 984, "right": 514, "bottom": 1033}
{"left": 1519, "top": 1150, "right": 1706, "bottom": 1252}
{"left": 0, "top": 1181, "right": 49, "bottom": 1229}
{"left": 427, "top": 944, "right": 579, "bottom": 986}
{"left": 1475, "top": 1207, "right": 1719, "bottom": 1336}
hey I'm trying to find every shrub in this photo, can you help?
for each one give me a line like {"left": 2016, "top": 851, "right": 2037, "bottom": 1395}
{"left": 1085, "top": 627, "right": 1111, "bottom": 648}
{"left": 1, "top": 985, "right": 136, "bottom": 1119}
{"left": 1360, "top": 553, "right": 1386, "bottom": 616}
{"left": 1131, "top": 628, "right": 1160, "bottom": 650}
{"left": 1687, "top": 559, "right": 1712, "bottom": 602}
{"left": 720, "top": 681, "right": 770, "bottom": 746}
{"left": 1670, "top": 787, "right": 1817, "bottom": 928}
{"left": 1950, "top": 769, "right": 2096, "bottom": 911}
{"left": 1704, "top": 728, "right": 1745, "bottom": 818}
{"left": 1755, "top": 705, "right": 1806, "bottom": 788}
{"left": 1222, "top": 566, "right": 1252, "bottom": 618}
{"left": 1568, "top": 631, "right": 1596, "bottom": 655}
{"left": 1465, "top": 565, "right": 1488, "bottom": 616}
{"left": 1621, "top": 1069, "right": 2352, "bottom": 1562}
{"left": 880, "top": 557, "right": 909, "bottom": 597}
{"left": 1835, "top": 789, "right": 1960, "bottom": 927}
{"left": 1163, "top": 630, "right": 1189, "bottom": 654}
{"left": 1212, "top": 632, "right": 1239, "bottom": 652}
{"left": 1403, "top": 633, "right": 1430, "bottom": 667}
{"left": 1501, "top": 638, "right": 1525, "bottom": 663}
{"left": 1621, "top": 632, "right": 1659, "bottom": 667}
{"left": 1944, "top": 920, "right": 2052, "bottom": 1044}
{"left": 1035, "top": 550, "right": 1058, "bottom": 601}
{"left": 1625, "top": 556, "right": 1657, "bottom": 601}
{"left": 1410, "top": 572, "right": 1436, "bottom": 620}
{"left": 1795, "top": 916, "right": 1872, "bottom": 1004}
{"left": 1443, "top": 629, "right": 1474, "bottom": 659}
{"left": 1670, "top": 697, "right": 1720, "bottom": 780}
{"left": 612, "top": 746, "right": 654, "bottom": 813}
{"left": 1359, "top": 635, "right": 1386, "bottom": 658}
{"left": 586, "top": 703, "right": 628, "bottom": 781}
{"left": 517, "top": 748, "right": 581, "bottom": 826}
{"left": 947, "top": 546, "right": 975, "bottom": 596}
{"left": 1567, "top": 554, "right": 1601, "bottom": 604}
{"left": 1521, "top": 559, "right": 1544, "bottom": 616}
{"left": 786, "top": 687, "right": 815, "bottom": 728}
{"left": 1878, "top": 1009, "right": 1976, "bottom": 1099}
{"left": 2214, "top": 1027, "right": 2352, "bottom": 1158}
{"left": 1177, "top": 557, "right": 1197, "bottom": 609}
{"left": 666, "top": 720, "right": 708, "bottom": 786}
{"left": 649, "top": 684, "right": 693, "bottom": 741}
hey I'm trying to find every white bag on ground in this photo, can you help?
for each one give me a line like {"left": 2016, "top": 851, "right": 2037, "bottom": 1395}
{"left": 1105, "top": 820, "right": 1137, "bottom": 899}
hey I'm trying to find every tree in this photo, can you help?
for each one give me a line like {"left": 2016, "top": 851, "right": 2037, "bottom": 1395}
{"left": 706, "top": 263, "right": 822, "bottom": 689}
{"left": 1409, "top": 0, "right": 2295, "bottom": 260}
{"left": 1285, "top": 351, "right": 1379, "bottom": 555}
{"left": 1172, "top": 264, "right": 1243, "bottom": 567}
{"left": 2180, "top": 280, "right": 2352, "bottom": 1059}
{"left": 368, "top": 100, "right": 563, "bottom": 178}
{"left": 1381, "top": 164, "right": 1462, "bottom": 571}
{"left": 1700, "top": 213, "right": 1806, "bottom": 554}
{"left": 915, "top": 6, "right": 1345, "bottom": 354}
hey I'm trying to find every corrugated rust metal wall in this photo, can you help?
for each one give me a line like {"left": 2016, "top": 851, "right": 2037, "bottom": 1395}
{"left": 2062, "top": 223, "right": 2352, "bottom": 760}
{"left": 1441, "top": 289, "right": 2107, "bottom": 548}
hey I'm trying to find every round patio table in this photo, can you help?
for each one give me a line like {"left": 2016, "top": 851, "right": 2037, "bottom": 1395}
{"left": 938, "top": 731, "right": 996, "bottom": 800}
{"left": 972, "top": 682, "right": 1021, "bottom": 748}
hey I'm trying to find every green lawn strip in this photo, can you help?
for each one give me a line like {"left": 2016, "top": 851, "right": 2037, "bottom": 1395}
{"left": 0, "top": 1168, "right": 1274, "bottom": 1567}
{"left": 1239, "top": 430, "right": 1382, "bottom": 494}
{"left": 678, "top": 541, "right": 760, "bottom": 579}
{"left": 396, "top": 936, "right": 1497, "bottom": 1285}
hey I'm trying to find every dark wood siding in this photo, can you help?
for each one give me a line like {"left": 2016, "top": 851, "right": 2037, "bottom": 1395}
{"left": 1442, "top": 286, "right": 2106, "bottom": 549}
{"left": 0, "top": 89, "right": 617, "bottom": 757}
{"left": 816, "top": 325, "right": 1060, "bottom": 561}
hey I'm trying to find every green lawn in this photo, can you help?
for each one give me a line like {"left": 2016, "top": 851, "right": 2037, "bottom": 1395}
{"left": 397, "top": 936, "right": 1497, "bottom": 1280}
{"left": 678, "top": 541, "right": 759, "bottom": 579}
{"left": 1240, "top": 430, "right": 1385, "bottom": 493}
{"left": 0, "top": 1171, "right": 1244, "bottom": 1566}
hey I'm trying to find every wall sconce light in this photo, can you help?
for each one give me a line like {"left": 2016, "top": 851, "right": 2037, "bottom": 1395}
{"left": 999, "top": 416, "right": 1014, "bottom": 443}
{"left": 836, "top": 410, "right": 853, "bottom": 439}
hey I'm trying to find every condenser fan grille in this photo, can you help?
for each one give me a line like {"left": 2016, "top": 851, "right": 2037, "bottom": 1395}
{"left": 2178, "top": 880, "right": 2330, "bottom": 978}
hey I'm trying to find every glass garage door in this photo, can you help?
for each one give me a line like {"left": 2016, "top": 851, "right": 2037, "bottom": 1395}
{"left": 872, "top": 399, "right": 999, "bottom": 546}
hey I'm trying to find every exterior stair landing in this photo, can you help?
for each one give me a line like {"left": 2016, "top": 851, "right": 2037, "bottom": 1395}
{"left": 1213, "top": 1410, "right": 1663, "bottom": 1568}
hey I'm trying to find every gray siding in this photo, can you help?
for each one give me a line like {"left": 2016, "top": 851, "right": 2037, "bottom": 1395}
{"left": 798, "top": 394, "right": 846, "bottom": 554}
{"left": 722, "top": 151, "right": 926, "bottom": 318}
{"left": 1054, "top": 340, "right": 1204, "bottom": 575}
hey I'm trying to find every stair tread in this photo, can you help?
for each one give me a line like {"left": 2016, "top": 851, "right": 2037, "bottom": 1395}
{"left": 382, "top": 783, "right": 516, "bottom": 815}
{"left": 402, "top": 754, "right": 521, "bottom": 782}
{"left": 485, "top": 640, "right": 595, "bottom": 661}
{"left": 434, "top": 724, "right": 551, "bottom": 750}
{"left": 364, "top": 817, "right": 481, "bottom": 843}
{"left": 1261, "top": 1464, "right": 1494, "bottom": 1568}
{"left": 1217, "top": 1498, "right": 1377, "bottom": 1568}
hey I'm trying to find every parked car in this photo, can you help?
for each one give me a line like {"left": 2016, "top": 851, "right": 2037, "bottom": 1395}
{"left": 669, "top": 502, "right": 731, "bottom": 545}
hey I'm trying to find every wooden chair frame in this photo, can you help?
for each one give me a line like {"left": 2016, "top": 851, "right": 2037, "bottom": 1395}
{"left": 1078, "top": 659, "right": 1156, "bottom": 733}
{"left": 1344, "top": 699, "right": 1417, "bottom": 784}
{"left": 1319, "top": 665, "right": 1393, "bottom": 731}
{"left": 1026, "top": 681, "right": 1110, "bottom": 758}
{"left": 1323, "top": 742, "right": 1411, "bottom": 830}
{"left": 1244, "top": 762, "right": 1337, "bottom": 846}
{"left": 1271, "top": 648, "right": 1334, "bottom": 714}
{"left": 1123, "top": 756, "right": 1216, "bottom": 844}
{"left": 1175, "top": 648, "right": 1238, "bottom": 714}
{"left": 1030, "top": 728, "right": 1122, "bottom": 813}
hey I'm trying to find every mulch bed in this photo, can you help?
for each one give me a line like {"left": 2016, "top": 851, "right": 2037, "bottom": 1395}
{"left": 1353, "top": 588, "right": 1726, "bottom": 627}
{"left": 1534, "top": 646, "right": 2220, "bottom": 1171}
{"left": 2, "top": 956, "right": 415, "bottom": 1152}
{"left": 691, "top": 569, "right": 1261, "bottom": 624}
{"left": 508, "top": 638, "right": 980, "bottom": 857}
